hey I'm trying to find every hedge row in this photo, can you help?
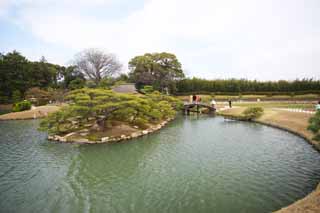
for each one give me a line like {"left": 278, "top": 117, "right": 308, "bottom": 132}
{"left": 174, "top": 90, "right": 320, "bottom": 96}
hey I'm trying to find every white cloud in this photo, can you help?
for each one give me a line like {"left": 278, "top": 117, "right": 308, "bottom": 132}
{"left": 2, "top": 0, "right": 320, "bottom": 80}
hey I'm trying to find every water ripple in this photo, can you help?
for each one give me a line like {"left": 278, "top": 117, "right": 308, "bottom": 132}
{"left": 0, "top": 117, "right": 320, "bottom": 213}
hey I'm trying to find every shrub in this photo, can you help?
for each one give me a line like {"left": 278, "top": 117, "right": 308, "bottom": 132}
{"left": 12, "top": 100, "right": 32, "bottom": 112}
{"left": 243, "top": 107, "right": 264, "bottom": 120}
{"left": 308, "top": 111, "right": 320, "bottom": 141}
{"left": 132, "top": 118, "right": 149, "bottom": 129}
{"left": 141, "top": 85, "right": 154, "bottom": 94}
{"left": 25, "top": 87, "right": 50, "bottom": 106}
{"left": 98, "top": 78, "right": 114, "bottom": 89}
{"left": 68, "top": 78, "right": 85, "bottom": 90}
{"left": 147, "top": 91, "right": 183, "bottom": 110}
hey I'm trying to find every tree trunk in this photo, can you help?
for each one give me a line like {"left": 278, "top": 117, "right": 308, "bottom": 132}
{"left": 91, "top": 118, "right": 105, "bottom": 131}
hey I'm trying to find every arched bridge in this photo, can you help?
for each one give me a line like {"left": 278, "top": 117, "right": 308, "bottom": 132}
{"left": 183, "top": 102, "right": 216, "bottom": 115}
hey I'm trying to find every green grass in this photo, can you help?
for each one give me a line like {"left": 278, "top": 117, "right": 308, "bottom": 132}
{"left": 233, "top": 102, "right": 315, "bottom": 109}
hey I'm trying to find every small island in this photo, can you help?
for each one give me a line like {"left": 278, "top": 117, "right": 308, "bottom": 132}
{"left": 40, "top": 88, "right": 182, "bottom": 143}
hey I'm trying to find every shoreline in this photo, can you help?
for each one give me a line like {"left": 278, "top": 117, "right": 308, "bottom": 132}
{"left": 48, "top": 117, "right": 174, "bottom": 144}
{"left": 218, "top": 107, "right": 320, "bottom": 213}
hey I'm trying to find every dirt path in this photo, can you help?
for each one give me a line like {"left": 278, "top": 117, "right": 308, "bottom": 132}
{"left": 0, "top": 105, "right": 61, "bottom": 120}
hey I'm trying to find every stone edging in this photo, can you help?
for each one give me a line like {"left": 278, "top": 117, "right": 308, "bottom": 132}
{"left": 47, "top": 117, "right": 174, "bottom": 144}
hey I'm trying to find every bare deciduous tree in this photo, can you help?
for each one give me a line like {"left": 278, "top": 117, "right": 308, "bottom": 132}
{"left": 74, "top": 48, "right": 122, "bottom": 85}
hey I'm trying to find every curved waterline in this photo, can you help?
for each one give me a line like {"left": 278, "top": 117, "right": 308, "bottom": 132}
{"left": 0, "top": 117, "right": 320, "bottom": 213}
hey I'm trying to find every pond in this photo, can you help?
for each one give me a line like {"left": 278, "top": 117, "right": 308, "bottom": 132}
{"left": 0, "top": 116, "right": 320, "bottom": 213}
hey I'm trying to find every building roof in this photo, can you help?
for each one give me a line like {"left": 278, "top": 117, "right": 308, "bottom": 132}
{"left": 112, "top": 83, "right": 138, "bottom": 94}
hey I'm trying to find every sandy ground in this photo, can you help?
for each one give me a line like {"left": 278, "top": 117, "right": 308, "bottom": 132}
{"left": 219, "top": 106, "right": 320, "bottom": 213}
{"left": 0, "top": 105, "right": 61, "bottom": 120}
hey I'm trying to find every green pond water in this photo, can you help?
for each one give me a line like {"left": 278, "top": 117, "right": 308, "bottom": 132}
{"left": 0, "top": 116, "right": 320, "bottom": 213}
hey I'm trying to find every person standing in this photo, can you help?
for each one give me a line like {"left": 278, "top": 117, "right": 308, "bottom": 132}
{"left": 192, "top": 94, "right": 197, "bottom": 103}
{"left": 210, "top": 99, "right": 216, "bottom": 108}
{"left": 228, "top": 99, "right": 232, "bottom": 108}
{"left": 198, "top": 96, "right": 202, "bottom": 103}
{"left": 316, "top": 100, "right": 320, "bottom": 111}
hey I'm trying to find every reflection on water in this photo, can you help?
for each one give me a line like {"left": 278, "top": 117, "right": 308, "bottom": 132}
{"left": 0, "top": 117, "right": 320, "bottom": 213}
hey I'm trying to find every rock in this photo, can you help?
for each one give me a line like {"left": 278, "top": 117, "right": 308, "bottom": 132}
{"left": 121, "top": 135, "right": 126, "bottom": 139}
{"left": 142, "top": 130, "right": 148, "bottom": 135}
{"left": 48, "top": 135, "right": 54, "bottom": 140}
{"left": 84, "top": 124, "right": 93, "bottom": 128}
{"left": 133, "top": 126, "right": 139, "bottom": 129}
{"left": 90, "top": 123, "right": 100, "bottom": 131}
{"left": 64, "top": 132, "right": 76, "bottom": 138}
{"left": 131, "top": 132, "right": 140, "bottom": 138}
{"left": 80, "top": 132, "right": 88, "bottom": 136}
{"left": 71, "top": 125, "right": 79, "bottom": 129}
{"left": 71, "top": 120, "right": 78, "bottom": 125}
{"left": 88, "top": 117, "right": 95, "bottom": 121}
{"left": 54, "top": 135, "right": 63, "bottom": 141}
{"left": 79, "top": 128, "right": 89, "bottom": 132}
{"left": 55, "top": 136, "right": 66, "bottom": 142}
{"left": 101, "top": 137, "right": 109, "bottom": 142}
{"left": 73, "top": 138, "right": 89, "bottom": 143}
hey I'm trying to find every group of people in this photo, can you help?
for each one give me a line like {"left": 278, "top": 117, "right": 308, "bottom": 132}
{"left": 189, "top": 95, "right": 233, "bottom": 109}
{"left": 189, "top": 94, "right": 202, "bottom": 103}
{"left": 188, "top": 95, "right": 320, "bottom": 112}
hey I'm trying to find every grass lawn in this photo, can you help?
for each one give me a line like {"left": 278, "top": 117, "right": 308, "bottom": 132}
{"left": 232, "top": 102, "right": 316, "bottom": 110}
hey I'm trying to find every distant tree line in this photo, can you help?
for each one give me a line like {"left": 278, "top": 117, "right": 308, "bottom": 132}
{"left": 175, "top": 78, "right": 320, "bottom": 95}
{"left": 0, "top": 49, "right": 125, "bottom": 104}
{"left": 0, "top": 50, "right": 86, "bottom": 103}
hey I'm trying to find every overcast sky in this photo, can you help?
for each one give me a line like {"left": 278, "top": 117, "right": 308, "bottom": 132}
{"left": 0, "top": 0, "right": 319, "bottom": 80}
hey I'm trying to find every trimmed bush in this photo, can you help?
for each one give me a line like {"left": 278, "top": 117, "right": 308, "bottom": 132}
{"left": 12, "top": 100, "right": 32, "bottom": 112}
{"left": 308, "top": 111, "right": 320, "bottom": 141}
{"left": 243, "top": 107, "right": 264, "bottom": 120}
{"left": 141, "top": 85, "right": 154, "bottom": 94}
